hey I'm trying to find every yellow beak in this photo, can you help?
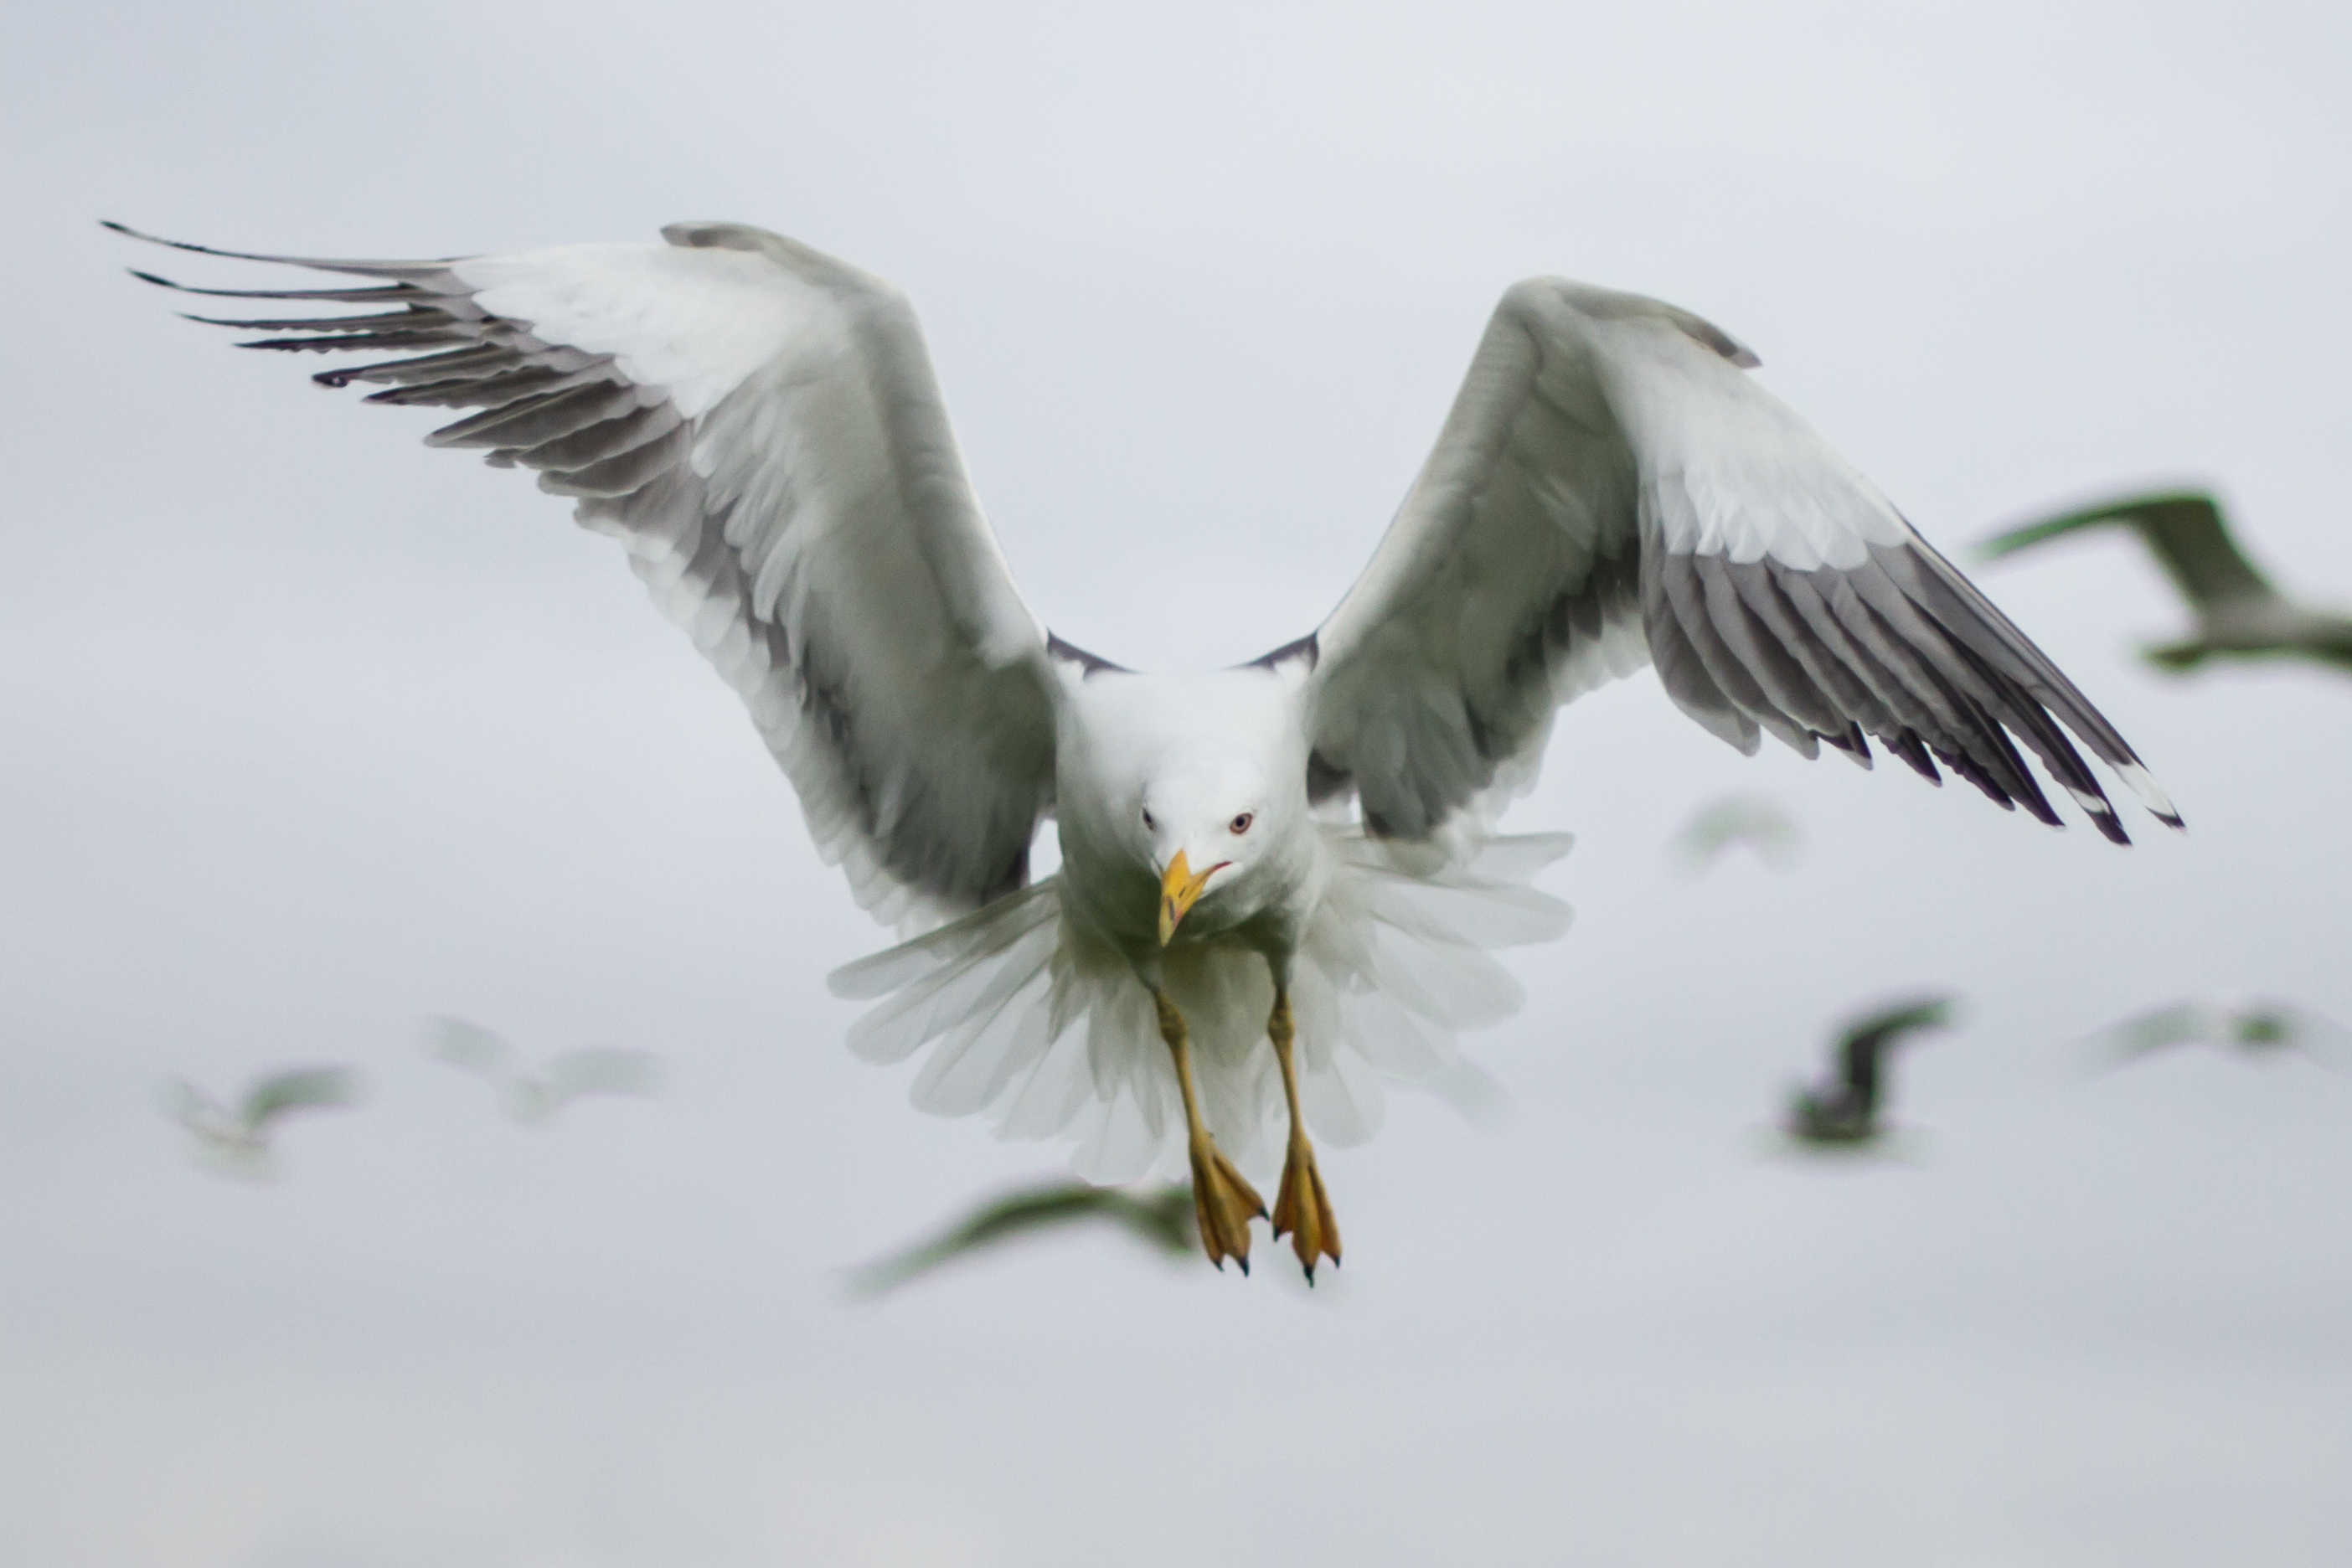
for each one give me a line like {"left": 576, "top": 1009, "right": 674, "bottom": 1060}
{"left": 1158, "top": 850, "right": 1226, "bottom": 945}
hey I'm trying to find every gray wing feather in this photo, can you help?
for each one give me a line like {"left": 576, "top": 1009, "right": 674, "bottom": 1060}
{"left": 117, "top": 220, "right": 1059, "bottom": 928}
{"left": 1301, "top": 279, "right": 2179, "bottom": 843}
{"left": 1302, "top": 297, "right": 1651, "bottom": 834}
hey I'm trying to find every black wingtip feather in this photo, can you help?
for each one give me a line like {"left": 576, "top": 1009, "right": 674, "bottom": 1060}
{"left": 1821, "top": 723, "right": 1873, "bottom": 769}
{"left": 237, "top": 328, "right": 467, "bottom": 355}
{"left": 102, "top": 219, "right": 466, "bottom": 276}
{"left": 1933, "top": 743, "right": 2015, "bottom": 810}
{"left": 101, "top": 220, "right": 261, "bottom": 261}
{"left": 1885, "top": 729, "right": 1942, "bottom": 785}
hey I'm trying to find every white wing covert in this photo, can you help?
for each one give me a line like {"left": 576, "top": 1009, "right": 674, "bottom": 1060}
{"left": 120, "top": 221, "right": 1060, "bottom": 928}
{"left": 1297, "top": 279, "right": 2181, "bottom": 844}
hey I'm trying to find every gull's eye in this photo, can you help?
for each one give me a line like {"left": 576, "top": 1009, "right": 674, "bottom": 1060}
{"left": 1142, "top": 807, "right": 1155, "bottom": 830}
{"left": 1230, "top": 812, "right": 1254, "bottom": 834}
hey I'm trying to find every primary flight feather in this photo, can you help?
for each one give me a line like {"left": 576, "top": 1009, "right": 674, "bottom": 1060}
{"left": 115, "top": 219, "right": 2179, "bottom": 1277}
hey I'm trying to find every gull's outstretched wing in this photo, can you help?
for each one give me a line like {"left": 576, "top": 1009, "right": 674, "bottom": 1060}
{"left": 1288, "top": 280, "right": 2180, "bottom": 844}
{"left": 240, "top": 1065, "right": 365, "bottom": 1132}
{"left": 116, "top": 221, "right": 1061, "bottom": 928}
{"left": 1978, "top": 490, "right": 2277, "bottom": 611}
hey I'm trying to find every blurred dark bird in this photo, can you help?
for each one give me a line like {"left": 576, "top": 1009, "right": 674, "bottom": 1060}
{"left": 160, "top": 1065, "right": 364, "bottom": 1179}
{"left": 850, "top": 1179, "right": 1196, "bottom": 1296}
{"left": 2084, "top": 998, "right": 2351, "bottom": 1072}
{"left": 1978, "top": 488, "right": 2352, "bottom": 673}
{"left": 1785, "top": 995, "right": 1955, "bottom": 1147}
{"left": 425, "top": 1016, "right": 665, "bottom": 1125}
{"left": 1669, "top": 792, "right": 1802, "bottom": 874}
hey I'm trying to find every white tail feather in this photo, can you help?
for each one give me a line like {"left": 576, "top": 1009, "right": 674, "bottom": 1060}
{"left": 825, "top": 827, "right": 1573, "bottom": 1184}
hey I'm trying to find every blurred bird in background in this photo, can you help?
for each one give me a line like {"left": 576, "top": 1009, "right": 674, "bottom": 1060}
{"left": 850, "top": 1179, "right": 1197, "bottom": 1296}
{"left": 2082, "top": 998, "right": 2351, "bottom": 1074}
{"left": 424, "top": 1017, "right": 666, "bottom": 1126}
{"left": 1668, "top": 793, "right": 1803, "bottom": 875}
{"left": 1978, "top": 487, "right": 2352, "bottom": 674}
{"left": 159, "top": 1065, "right": 365, "bottom": 1180}
{"left": 1784, "top": 995, "right": 1956, "bottom": 1148}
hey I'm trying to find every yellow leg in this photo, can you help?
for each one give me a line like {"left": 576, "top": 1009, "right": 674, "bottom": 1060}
{"left": 1267, "top": 991, "right": 1342, "bottom": 1281}
{"left": 1156, "top": 989, "right": 1265, "bottom": 1272}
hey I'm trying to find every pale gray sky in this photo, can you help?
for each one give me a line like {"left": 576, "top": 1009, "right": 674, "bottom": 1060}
{"left": 5, "top": 2, "right": 2350, "bottom": 1564}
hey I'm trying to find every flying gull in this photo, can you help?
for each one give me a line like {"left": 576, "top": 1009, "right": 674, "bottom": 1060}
{"left": 1669, "top": 792, "right": 1803, "bottom": 875}
{"left": 2082, "top": 998, "right": 2351, "bottom": 1073}
{"left": 1784, "top": 993, "right": 1955, "bottom": 1148}
{"left": 1978, "top": 487, "right": 2352, "bottom": 673}
{"left": 423, "top": 1016, "right": 666, "bottom": 1125}
{"left": 114, "top": 220, "right": 2179, "bottom": 1277}
{"left": 160, "top": 1064, "right": 365, "bottom": 1180}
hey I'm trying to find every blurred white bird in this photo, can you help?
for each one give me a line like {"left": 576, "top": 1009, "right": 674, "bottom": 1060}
{"left": 2083, "top": 998, "right": 2351, "bottom": 1072}
{"left": 1669, "top": 792, "right": 1803, "bottom": 874}
{"left": 159, "top": 1065, "right": 364, "bottom": 1180}
{"left": 424, "top": 1017, "right": 666, "bottom": 1125}
{"left": 121, "top": 219, "right": 2177, "bottom": 1278}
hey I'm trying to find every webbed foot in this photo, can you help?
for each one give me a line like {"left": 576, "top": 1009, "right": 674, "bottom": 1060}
{"left": 1271, "top": 1135, "right": 1341, "bottom": 1282}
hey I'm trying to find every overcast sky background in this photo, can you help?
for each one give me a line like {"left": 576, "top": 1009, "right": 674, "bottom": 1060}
{"left": 5, "top": 2, "right": 2350, "bottom": 1564}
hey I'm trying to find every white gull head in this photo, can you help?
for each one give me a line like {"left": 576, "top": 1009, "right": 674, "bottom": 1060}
{"left": 1051, "top": 663, "right": 1315, "bottom": 958}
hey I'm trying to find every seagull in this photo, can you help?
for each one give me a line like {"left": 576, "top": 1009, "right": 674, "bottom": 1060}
{"left": 849, "top": 1179, "right": 1195, "bottom": 1297}
{"left": 1977, "top": 487, "right": 2352, "bottom": 673}
{"left": 1668, "top": 792, "right": 1802, "bottom": 874}
{"left": 159, "top": 1065, "right": 364, "bottom": 1179}
{"left": 115, "top": 219, "right": 2179, "bottom": 1278}
{"left": 1784, "top": 994, "right": 1955, "bottom": 1147}
{"left": 424, "top": 1016, "right": 665, "bottom": 1125}
{"left": 2083, "top": 998, "right": 2352, "bottom": 1072}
